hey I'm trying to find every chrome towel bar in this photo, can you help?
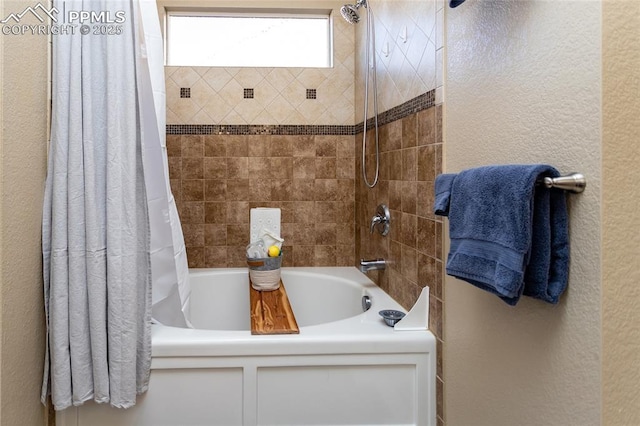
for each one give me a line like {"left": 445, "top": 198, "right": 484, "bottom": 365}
{"left": 540, "top": 173, "right": 586, "bottom": 193}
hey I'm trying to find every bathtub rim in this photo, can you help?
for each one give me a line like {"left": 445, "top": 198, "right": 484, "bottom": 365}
{"left": 151, "top": 266, "right": 436, "bottom": 359}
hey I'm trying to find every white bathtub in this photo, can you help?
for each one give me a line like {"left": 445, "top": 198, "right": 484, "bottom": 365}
{"left": 59, "top": 267, "right": 437, "bottom": 426}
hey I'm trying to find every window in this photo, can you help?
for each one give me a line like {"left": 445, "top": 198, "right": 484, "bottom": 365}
{"left": 165, "top": 10, "right": 332, "bottom": 68}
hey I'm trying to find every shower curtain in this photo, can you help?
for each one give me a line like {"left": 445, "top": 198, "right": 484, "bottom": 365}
{"left": 41, "top": 0, "right": 190, "bottom": 410}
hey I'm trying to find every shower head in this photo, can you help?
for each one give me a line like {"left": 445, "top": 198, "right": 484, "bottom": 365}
{"left": 340, "top": 0, "right": 367, "bottom": 24}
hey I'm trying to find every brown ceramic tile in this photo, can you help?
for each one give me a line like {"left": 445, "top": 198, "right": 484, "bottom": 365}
{"left": 205, "top": 180, "right": 226, "bottom": 201}
{"left": 227, "top": 157, "right": 249, "bottom": 179}
{"left": 204, "top": 157, "right": 227, "bottom": 180}
{"left": 269, "top": 157, "right": 293, "bottom": 179}
{"left": 293, "top": 157, "right": 316, "bottom": 179}
{"left": 226, "top": 136, "right": 249, "bottom": 157}
{"left": 249, "top": 157, "right": 270, "bottom": 176}
{"left": 378, "top": 152, "right": 390, "bottom": 181}
{"left": 388, "top": 181, "right": 402, "bottom": 211}
{"left": 436, "top": 338, "right": 443, "bottom": 380}
{"left": 418, "top": 252, "right": 436, "bottom": 288}
{"left": 402, "top": 114, "right": 417, "bottom": 148}
{"left": 182, "top": 158, "right": 203, "bottom": 179}
{"left": 182, "top": 180, "right": 204, "bottom": 202}
{"left": 435, "top": 221, "right": 443, "bottom": 261}
{"left": 417, "top": 217, "right": 436, "bottom": 257}
{"left": 335, "top": 201, "right": 355, "bottom": 223}
{"left": 435, "top": 260, "right": 443, "bottom": 300}
{"left": 416, "top": 181, "right": 435, "bottom": 219}
{"left": 248, "top": 135, "right": 269, "bottom": 157}
{"left": 336, "top": 246, "right": 355, "bottom": 266}
{"left": 204, "top": 135, "right": 227, "bottom": 157}
{"left": 388, "top": 151, "right": 402, "bottom": 181}
{"left": 226, "top": 179, "right": 249, "bottom": 201}
{"left": 182, "top": 135, "right": 204, "bottom": 157}
{"left": 204, "top": 246, "right": 228, "bottom": 267}
{"left": 336, "top": 135, "right": 355, "bottom": 158}
{"left": 291, "top": 179, "right": 315, "bottom": 201}
{"left": 315, "top": 245, "right": 336, "bottom": 266}
{"left": 249, "top": 179, "right": 271, "bottom": 202}
{"left": 315, "top": 135, "right": 337, "bottom": 157}
{"left": 182, "top": 224, "right": 204, "bottom": 247}
{"left": 166, "top": 135, "right": 182, "bottom": 157}
{"left": 401, "top": 181, "right": 417, "bottom": 214}
{"left": 386, "top": 120, "right": 402, "bottom": 151}
{"left": 204, "top": 224, "right": 227, "bottom": 246}
{"left": 293, "top": 245, "right": 315, "bottom": 266}
{"left": 315, "top": 223, "right": 337, "bottom": 245}
{"left": 336, "top": 179, "right": 354, "bottom": 202}
{"left": 389, "top": 209, "right": 402, "bottom": 243}
{"left": 293, "top": 136, "right": 316, "bottom": 157}
{"left": 285, "top": 223, "right": 316, "bottom": 246}
{"left": 389, "top": 240, "right": 402, "bottom": 272}
{"left": 418, "top": 145, "right": 436, "bottom": 182}
{"left": 249, "top": 179, "right": 272, "bottom": 201}
{"left": 204, "top": 202, "right": 226, "bottom": 224}
{"left": 315, "top": 179, "right": 338, "bottom": 201}
{"left": 336, "top": 223, "right": 355, "bottom": 246}
{"left": 269, "top": 135, "right": 294, "bottom": 157}
{"left": 168, "top": 157, "right": 181, "bottom": 180}
{"left": 226, "top": 224, "right": 247, "bottom": 246}
{"left": 227, "top": 245, "right": 247, "bottom": 267}
{"left": 402, "top": 147, "right": 418, "bottom": 181}
{"left": 226, "top": 201, "right": 250, "bottom": 224}
{"left": 315, "top": 157, "right": 337, "bottom": 179}
{"left": 436, "top": 105, "right": 443, "bottom": 145}
{"left": 180, "top": 202, "right": 204, "bottom": 224}
{"left": 401, "top": 246, "right": 418, "bottom": 284}
{"left": 271, "top": 179, "right": 292, "bottom": 201}
{"left": 435, "top": 144, "right": 443, "bottom": 176}
{"left": 315, "top": 201, "right": 337, "bottom": 223}
{"left": 417, "top": 107, "right": 436, "bottom": 146}
{"left": 186, "top": 247, "right": 205, "bottom": 268}
{"left": 277, "top": 201, "right": 295, "bottom": 223}
{"left": 436, "top": 377, "right": 444, "bottom": 422}
{"left": 294, "top": 201, "right": 316, "bottom": 224}
{"left": 401, "top": 213, "right": 417, "bottom": 248}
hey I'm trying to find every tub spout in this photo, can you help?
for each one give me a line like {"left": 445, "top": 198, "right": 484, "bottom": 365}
{"left": 359, "top": 258, "right": 386, "bottom": 273}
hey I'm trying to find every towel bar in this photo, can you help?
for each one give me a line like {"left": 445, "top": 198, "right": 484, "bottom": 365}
{"left": 539, "top": 173, "right": 586, "bottom": 193}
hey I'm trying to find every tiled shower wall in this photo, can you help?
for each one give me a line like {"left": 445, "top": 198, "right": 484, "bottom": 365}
{"left": 355, "top": 103, "right": 444, "bottom": 424}
{"left": 167, "top": 133, "right": 356, "bottom": 268}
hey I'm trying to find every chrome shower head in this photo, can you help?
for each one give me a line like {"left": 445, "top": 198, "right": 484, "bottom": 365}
{"left": 340, "top": 0, "right": 367, "bottom": 24}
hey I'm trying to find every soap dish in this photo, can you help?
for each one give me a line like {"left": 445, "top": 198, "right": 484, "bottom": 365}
{"left": 379, "top": 310, "right": 406, "bottom": 327}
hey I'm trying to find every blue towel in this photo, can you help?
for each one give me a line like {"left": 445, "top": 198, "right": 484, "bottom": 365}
{"left": 434, "top": 165, "right": 569, "bottom": 305}
{"left": 434, "top": 174, "right": 456, "bottom": 216}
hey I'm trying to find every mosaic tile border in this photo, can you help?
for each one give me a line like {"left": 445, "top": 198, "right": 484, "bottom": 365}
{"left": 166, "top": 90, "right": 435, "bottom": 135}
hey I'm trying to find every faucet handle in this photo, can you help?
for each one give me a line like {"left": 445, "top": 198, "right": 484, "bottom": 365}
{"left": 370, "top": 204, "right": 391, "bottom": 236}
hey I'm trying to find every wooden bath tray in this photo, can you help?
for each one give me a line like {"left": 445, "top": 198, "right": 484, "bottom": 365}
{"left": 249, "top": 278, "right": 299, "bottom": 335}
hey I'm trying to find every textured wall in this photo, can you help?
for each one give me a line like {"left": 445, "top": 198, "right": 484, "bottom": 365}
{"left": 602, "top": 0, "right": 640, "bottom": 423}
{"left": 444, "top": 1, "right": 602, "bottom": 425}
{"left": 0, "top": 0, "right": 49, "bottom": 423}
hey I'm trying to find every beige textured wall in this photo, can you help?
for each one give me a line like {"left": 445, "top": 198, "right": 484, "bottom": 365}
{"left": 444, "top": 1, "right": 602, "bottom": 424}
{"left": 0, "top": 0, "right": 49, "bottom": 424}
{"left": 602, "top": 0, "right": 640, "bottom": 423}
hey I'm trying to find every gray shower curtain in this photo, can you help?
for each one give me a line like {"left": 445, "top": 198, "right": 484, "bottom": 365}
{"left": 41, "top": 0, "right": 188, "bottom": 410}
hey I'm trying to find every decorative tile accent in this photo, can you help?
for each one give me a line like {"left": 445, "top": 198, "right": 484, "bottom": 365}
{"left": 167, "top": 89, "right": 435, "bottom": 136}
{"left": 306, "top": 89, "right": 317, "bottom": 100}
{"left": 180, "top": 88, "right": 191, "bottom": 98}
{"left": 243, "top": 88, "right": 254, "bottom": 99}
